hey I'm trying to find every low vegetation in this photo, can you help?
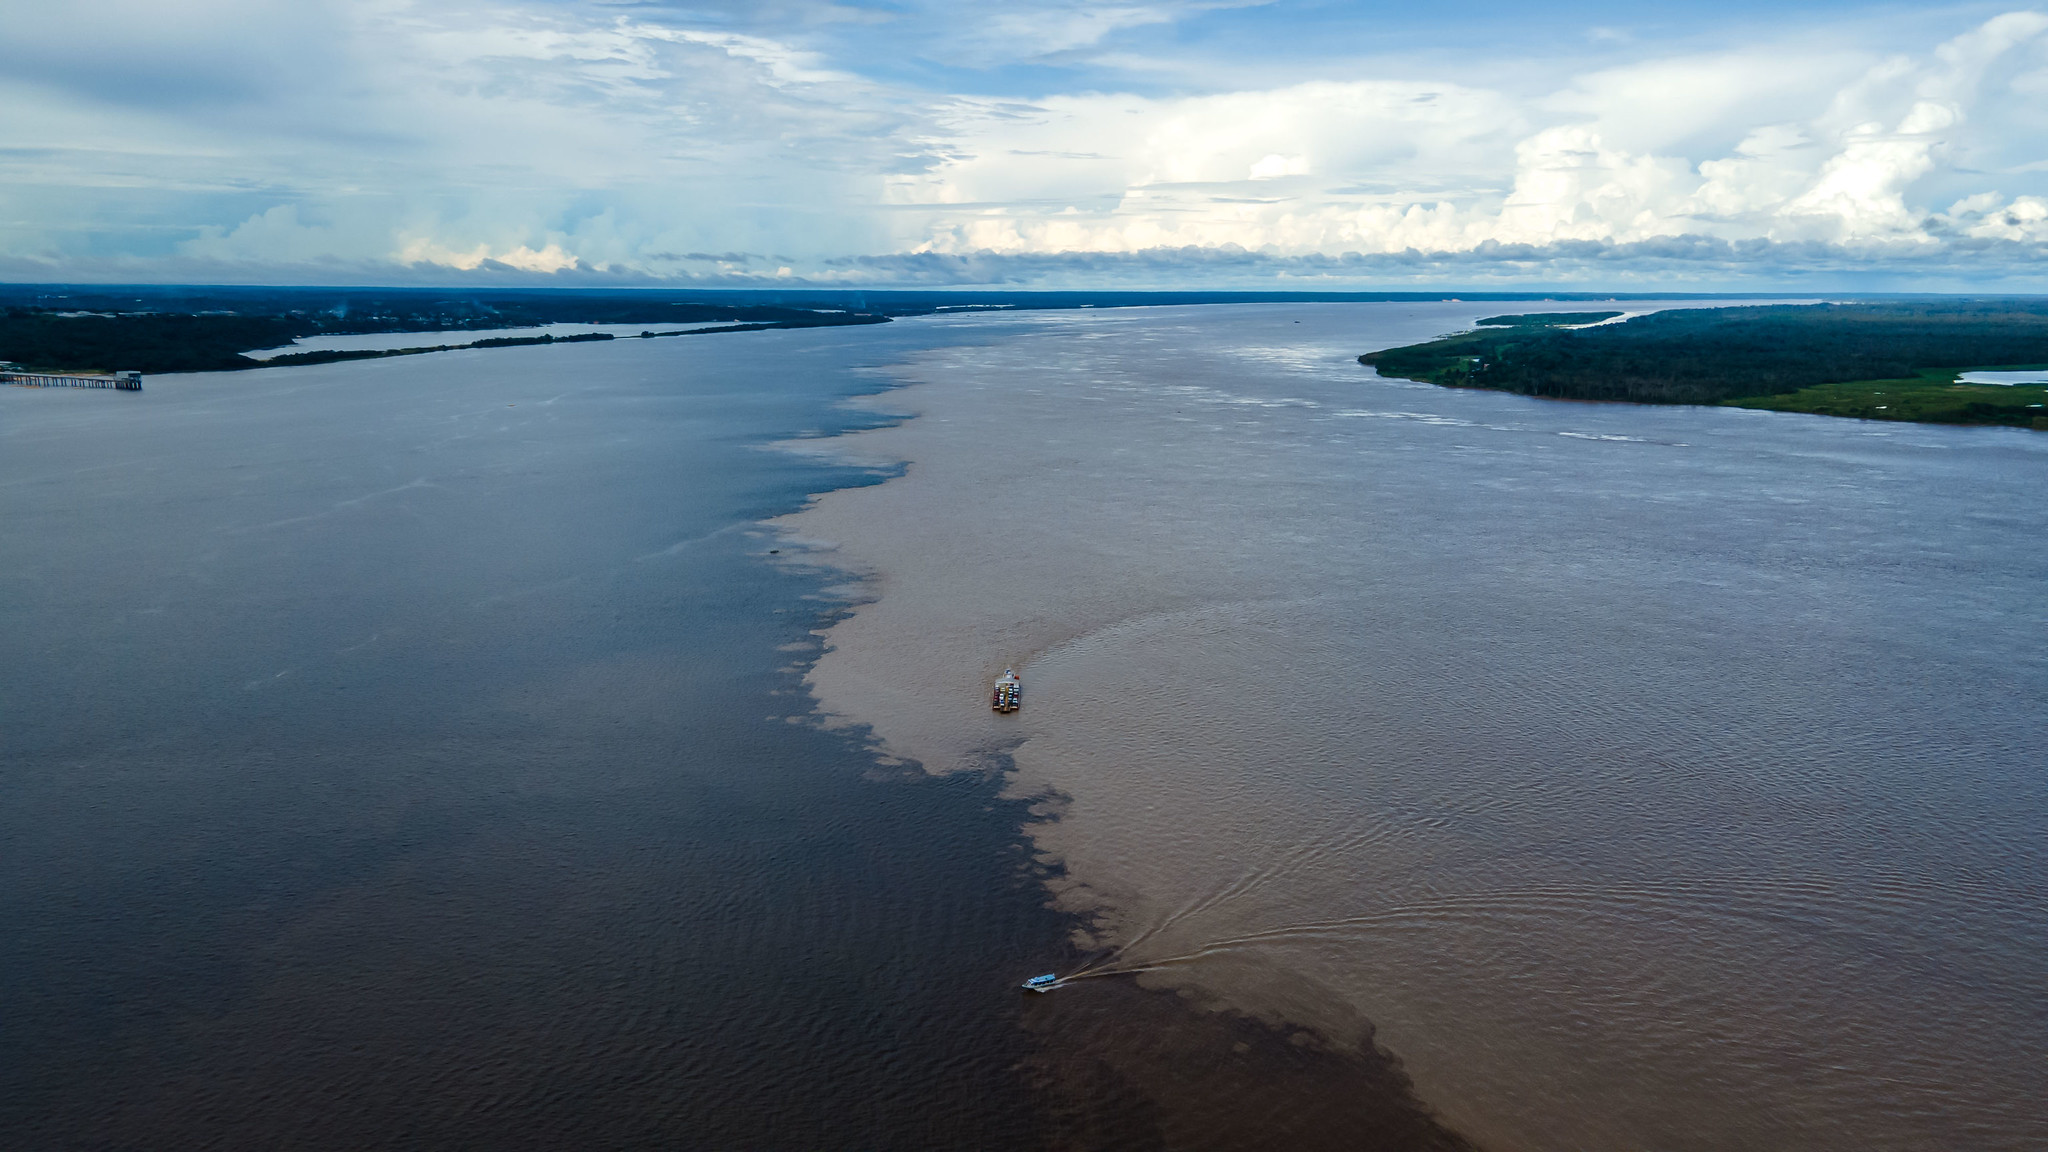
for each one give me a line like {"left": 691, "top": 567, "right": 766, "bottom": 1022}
{"left": 1727, "top": 370, "right": 2048, "bottom": 428}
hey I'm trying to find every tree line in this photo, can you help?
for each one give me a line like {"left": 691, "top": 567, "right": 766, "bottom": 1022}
{"left": 1361, "top": 302, "right": 2048, "bottom": 406}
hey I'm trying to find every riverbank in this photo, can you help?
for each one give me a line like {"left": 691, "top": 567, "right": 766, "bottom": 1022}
{"left": 1360, "top": 301, "right": 2048, "bottom": 427}
{"left": 0, "top": 305, "right": 887, "bottom": 375}
{"left": 0, "top": 284, "right": 1783, "bottom": 378}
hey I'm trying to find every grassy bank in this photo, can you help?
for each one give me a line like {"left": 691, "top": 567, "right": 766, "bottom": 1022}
{"left": 1726, "top": 368, "right": 2048, "bottom": 428}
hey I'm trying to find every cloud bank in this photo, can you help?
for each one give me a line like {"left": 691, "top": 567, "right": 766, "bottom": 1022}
{"left": 2, "top": 1, "right": 2045, "bottom": 287}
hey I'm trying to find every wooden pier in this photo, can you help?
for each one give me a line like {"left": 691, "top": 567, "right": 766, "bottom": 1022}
{"left": 2, "top": 370, "right": 142, "bottom": 391}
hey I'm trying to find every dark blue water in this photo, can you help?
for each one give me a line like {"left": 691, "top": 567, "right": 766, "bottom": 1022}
{"left": 4, "top": 326, "right": 1469, "bottom": 1151}
{"left": 0, "top": 330, "right": 1089, "bottom": 1149}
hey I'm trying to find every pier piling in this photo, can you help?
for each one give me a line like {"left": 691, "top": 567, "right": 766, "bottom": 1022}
{"left": 3, "top": 370, "right": 142, "bottom": 391}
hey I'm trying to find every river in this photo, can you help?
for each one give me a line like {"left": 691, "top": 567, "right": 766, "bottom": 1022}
{"left": 785, "top": 302, "right": 2048, "bottom": 1151}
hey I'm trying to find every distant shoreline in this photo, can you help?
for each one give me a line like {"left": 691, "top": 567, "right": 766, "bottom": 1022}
{"left": 0, "top": 293, "right": 893, "bottom": 377}
{"left": 1360, "top": 302, "right": 2048, "bottom": 429}
{"left": 0, "top": 284, "right": 1834, "bottom": 379}
{"left": 233, "top": 316, "right": 892, "bottom": 371}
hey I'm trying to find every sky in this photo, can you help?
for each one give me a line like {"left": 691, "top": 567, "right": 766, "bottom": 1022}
{"left": 3, "top": 0, "right": 2046, "bottom": 289}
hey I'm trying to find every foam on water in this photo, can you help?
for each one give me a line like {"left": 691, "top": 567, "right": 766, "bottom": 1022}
{"left": 782, "top": 302, "right": 2048, "bottom": 1152}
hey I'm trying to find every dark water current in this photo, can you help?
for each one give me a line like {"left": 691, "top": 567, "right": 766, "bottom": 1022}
{"left": 0, "top": 328, "right": 1260, "bottom": 1150}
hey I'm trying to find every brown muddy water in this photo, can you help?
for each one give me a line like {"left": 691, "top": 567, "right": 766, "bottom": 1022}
{"left": 782, "top": 302, "right": 2048, "bottom": 1151}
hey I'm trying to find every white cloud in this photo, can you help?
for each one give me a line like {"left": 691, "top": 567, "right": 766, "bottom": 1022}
{"left": 1540, "top": 47, "right": 1866, "bottom": 157}
{"left": 890, "top": 77, "right": 1522, "bottom": 254}
{"left": 395, "top": 237, "right": 582, "bottom": 273}
{"left": 658, "top": 29, "right": 856, "bottom": 86}
{"left": 1940, "top": 192, "right": 2048, "bottom": 241}
{"left": 0, "top": 2, "right": 2045, "bottom": 284}
{"left": 1493, "top": 126, "right": 1694, "bottom": 243}
{"left": 1778, "top": 104, "right": 1954, "bottom": 241}
{"left": 1248, "top": 154, "right": 1310, "bottom": 180}
{"left": 0, "top": 0, "right": 920, "bottom": 273}
{"left": 893, "top": 11, "right": 2048, "bottom": 267}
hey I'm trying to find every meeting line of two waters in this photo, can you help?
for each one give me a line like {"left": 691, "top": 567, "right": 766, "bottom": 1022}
{"left": 0, "top": 325, "right": 1089, "bottom": 1150}
{"left": 3, "top": 304, "right": 2042, "bottom": 1150}
{"left": 782, "top": 302, "right": 2048, "bottom": 1151}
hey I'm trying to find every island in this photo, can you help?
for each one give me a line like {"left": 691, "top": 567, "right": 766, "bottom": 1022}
{"left": 1476, "top": 311, "right": 1624, "bottom": 327}
{"left": 1360, "top": 302, "right": 2048, "bottom": 429}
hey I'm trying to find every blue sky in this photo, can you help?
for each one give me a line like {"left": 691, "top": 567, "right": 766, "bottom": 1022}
{"left": 3, "top": 1, "right": 2045, "bottom": 288}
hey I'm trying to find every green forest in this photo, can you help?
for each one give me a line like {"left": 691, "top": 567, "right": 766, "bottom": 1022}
{"left": 0, "top": 295, "right": 888, "bottom": 375}
{"left": 1475, "top": 311, "right": 1622, "bottom": 327}
{"left": 1360, "top": 301, "right": 2048, "bottom": 428}
{"left": 0, "top": 311, "right": 312, "bottom": 374}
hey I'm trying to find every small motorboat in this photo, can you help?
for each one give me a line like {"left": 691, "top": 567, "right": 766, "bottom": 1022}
{"left": 991, "top": 668, "right": 1022, "bottom": 713}
{"left": 1021, "top": 973, "right": 1059, "bottom": 993}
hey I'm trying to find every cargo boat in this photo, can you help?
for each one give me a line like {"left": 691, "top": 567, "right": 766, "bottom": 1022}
{"left": 992, "top": 668, "right": 1021, "bottom": 713}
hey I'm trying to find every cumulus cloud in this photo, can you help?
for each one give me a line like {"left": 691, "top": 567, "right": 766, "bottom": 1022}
{"left": 0, "top": 1, "right": 2045, "bottom": 285}
{"left": 895, "top": 11, "right": 2048, "bottom": 268}
{"left": 1939, "top": 192, "right": 2048, "bottom": 241}
{"left": 0, "top": 0, "right": 916, "bottom": 275}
